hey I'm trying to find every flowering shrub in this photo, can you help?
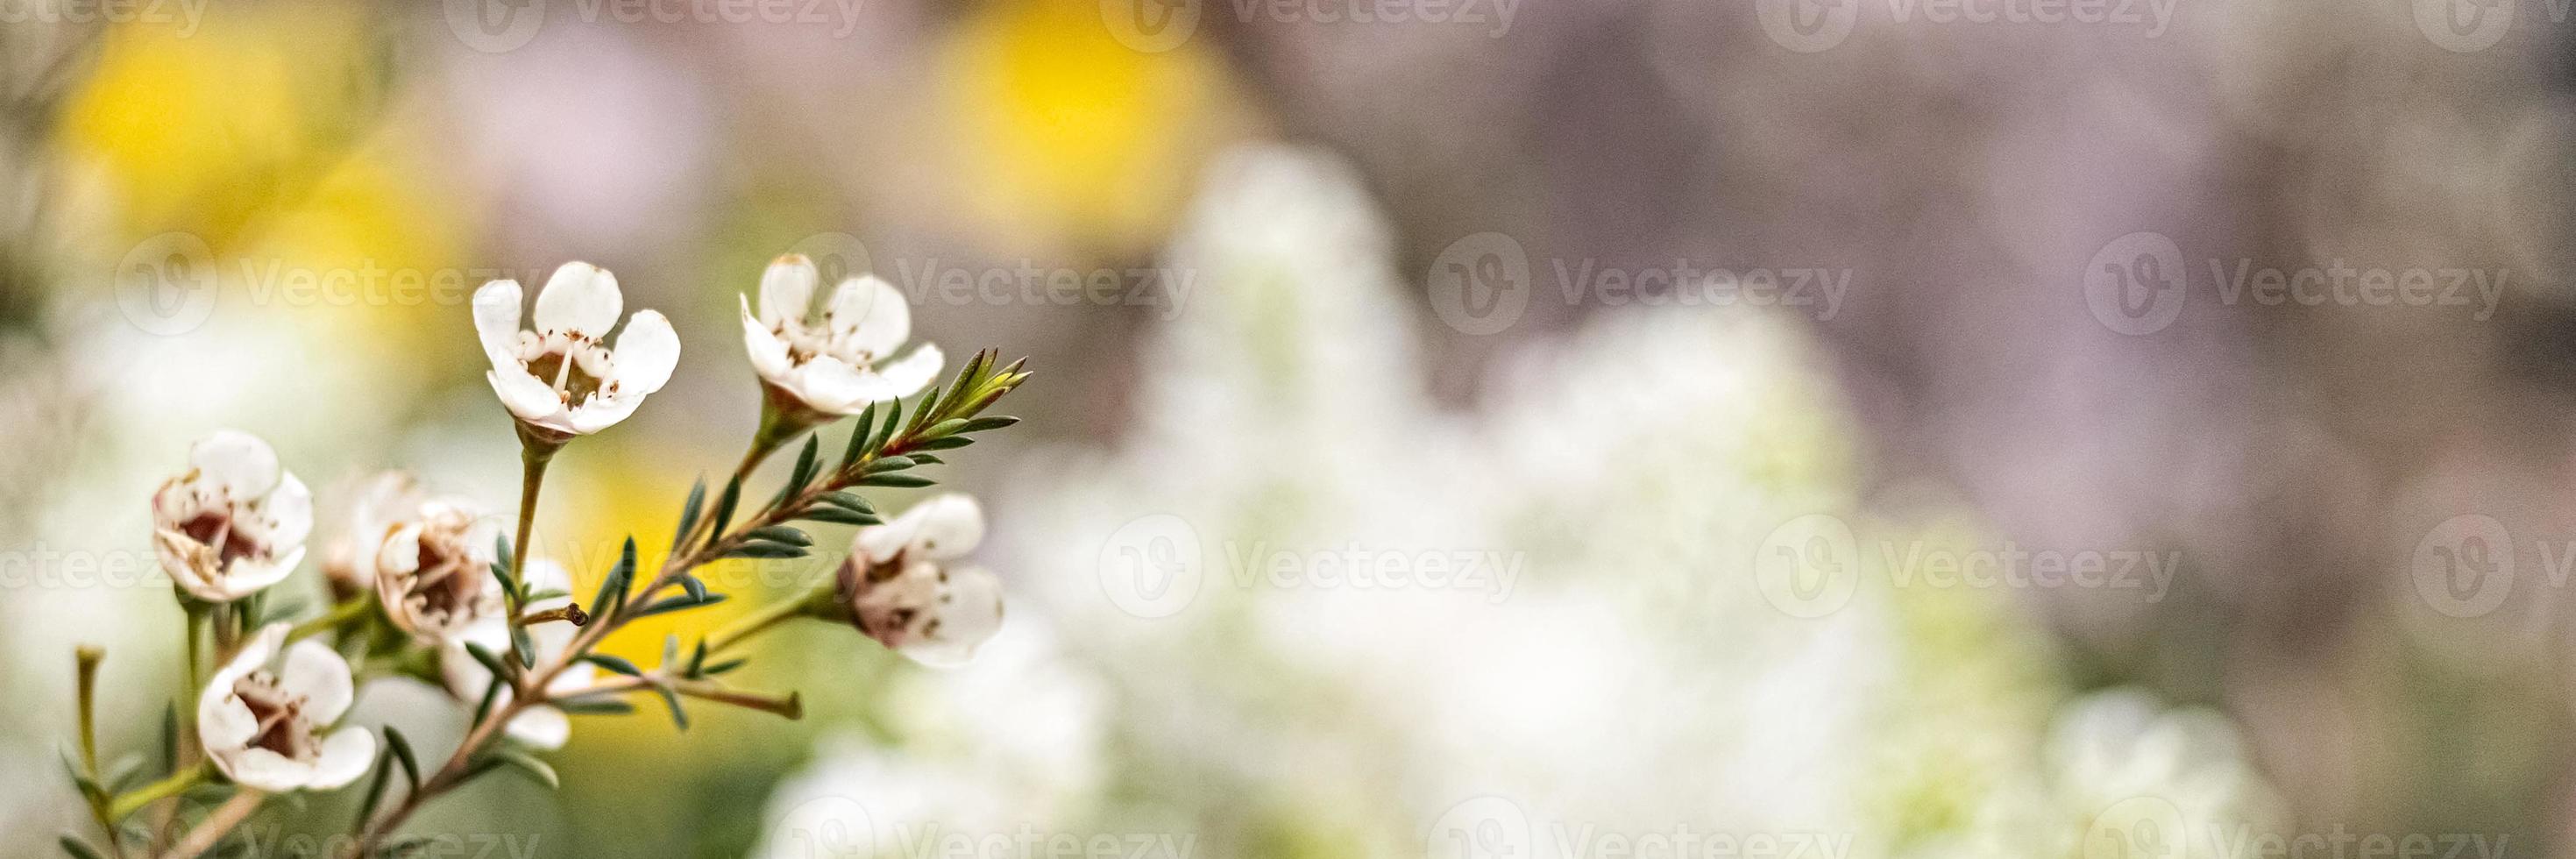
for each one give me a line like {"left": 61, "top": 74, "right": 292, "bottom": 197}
{"left": 56, "top": 257, "right": 1031, "bottom": 859}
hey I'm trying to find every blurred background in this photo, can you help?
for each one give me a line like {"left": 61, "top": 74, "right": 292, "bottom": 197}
{"left": 4, "top": 0, "right": 2575, "bottom": 856}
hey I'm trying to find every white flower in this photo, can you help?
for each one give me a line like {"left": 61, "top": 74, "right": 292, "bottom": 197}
{"left": 741, "top": 255, "right": 943, "bottom": 415}
{"left": 474, "top": 262, "right": 680, "bottom": 437}
{"left": 335, "top": 472, "right": 505, "bottom": 644}
{"left": 153, "top": 430, "right": 314, "bottom": 603}
{"left": 197, "top": 623, "right": 374, "bottom": 792}
{"left": 836, "top": 493, "right": 1004, "bottom": 666}
{"left": 442, "top": 559, "right": 596, "bottom": 749}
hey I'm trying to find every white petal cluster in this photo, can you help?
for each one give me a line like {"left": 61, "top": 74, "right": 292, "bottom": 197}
{"left": 337, "top": 472, "right": 506, "bottom": 644}
{"left": 197, "top": 623, "right": 374, "bottom": 792}
{"left": 474, "top": 262, "right": 679, "bottom": 437}
{"left": 742, "top": 255, "right": 943, "bottom": 415}
{"left": 153, "top": 430, "right": 314, "bottom": 602}
{"left": 837, "top": 493, "right": 1004, "bottom": 666}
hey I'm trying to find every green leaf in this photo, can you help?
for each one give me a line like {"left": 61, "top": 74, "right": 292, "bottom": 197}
{"left": 870, "top": 401, "right": 903, "bottom": 453}
{"left": 159, "top": 703, "right": 179, "bottom": 777}
{"left": 920, "top": 418, "right": 969, "bottom": 438}
{"left": 680, "top": 573, "right": 708, "bottom": 602}
{"left": 911, "top": 436, "right": 972, "bottom": 451}
{"left": 685, "top": 640, "right": 708, "bottom": 677}
{"left": 723, "top": 543, "right": 807, "bottom": 559}
{"left": 631, "top": 593, "right": 729, "bottom": 619}
{"left": 855, "top": 473, "right": 935, "bottom": 489}
{"left": 592, "top": 538, "right": 636, "bottom": 623}
{"left": 510, "top": 624, "right": 537, "bottom": 669}
{"left": 463, "top": 642, "right": 509, "bottom": 680}
{"left": 959, "top": 415, "right": 1019, "bottom": 434}
{"left": 554, "top": 698, "right": 636, "bottom": 715}
{"left": 862, "top": 456, "right": 915, "bottom": 473}
{"left": 382, "top": 727, "right": 421, "bottom": 792}
{"left": 819, "top": 491, "right": 874, "bottom": 513}
{"left": 650, "top": 685, "right": 690, "bottom": 731}
{"left": 488, "top": 544, "right": 521, "bottom": 609}
{"left": 840, "top": 404, "right": 876, "bottom": 469}
{"left": 483, "top": 749, "right": 558, "bottom": 790}
{"left": 746, "top": 526, "right": 812, "bottom": 547}
{"left": 796, "top": 506, "right": 878, "bottom": 527}
{"left": 583, "top": 654, "right": 643, "bottom": 677}
{"left": 907, "top": 453, "right": 944, "bottom": 465}
{"left": 671, "top": 475, "right": 707, "bottom": 551}
{"left": 700, "top": 657, "right": 749, "bottom": 676}
{"left": 705, "top": 475, "right": 744, "bottom": 550}
{"left": 58, "top": 834, "right": 105, "bottom": 859}
{"left": 354, "top": 744, "right": 395, "bottom": 831}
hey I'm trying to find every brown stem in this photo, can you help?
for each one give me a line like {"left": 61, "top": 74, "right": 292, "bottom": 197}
{"left": 160, "top": 789, "right": 263, "bottom": 859}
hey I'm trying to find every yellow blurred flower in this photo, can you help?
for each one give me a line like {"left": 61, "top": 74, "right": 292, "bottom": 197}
{"left": 936, "top": 0, "right": 1245, "bottom": 254}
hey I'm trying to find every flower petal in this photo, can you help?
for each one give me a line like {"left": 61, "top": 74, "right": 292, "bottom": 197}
{"left": 472, "top": 279, "right": 524, "bottom": 367}
{"left": 306, "top": 729, "right": 376, "bottom": 789}
{"left": 869, "top": 344, "right": 944, "bottom": 401}
{"left": 564, "top": 390, "right": 645, "bottom": 435}
{"left": 830, "top": 275, "right": 910, "bottom": 361}
{"left": 506, "top": 706, "right": 571, "bottom": 750}
{"left": 741, "top": 296, "right": 792, "bottom": 380}
{"left": 487, "top": 367, "right": 567, "bottom": 427}
{"left": 532, "top": 261, "right": 621, "bottom": 337}
{"left": 280, "top": 639, "right": 357, "bottom": 724}
{"left": 192, "top": 430, "right": 281, "bottom": 498}
{"left": 263, "top": 471, "right": 314, "bottom": 550}
{"left": 759, "top": 255, "right": 820, "bottom": 329}
{"left": 906, "top": 493, "right": 985, "bottom": 558}
{"left": 900, "top": 565, "right": 1004, "bottom": 668}
{"left": 218, "top": 747, "right": 314, "bottom": 792}
{"left": 608, "top": 309, "right": 679, "bottom": 394}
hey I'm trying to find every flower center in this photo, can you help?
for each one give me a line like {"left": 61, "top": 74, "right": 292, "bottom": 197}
{"left": 775, "top": 322, "right": 876, "bottom": 370}
{"left": 181, "top": 510, "right": 260, "bottom": 566}
{"left": 404, "top": 532, "right": 486, "bottom": 630}
{"left": 232, "top": 671, "right": 316, "bottom": 761}
{"left": 522, "top": 340, "right": 611, "bottom": 407}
